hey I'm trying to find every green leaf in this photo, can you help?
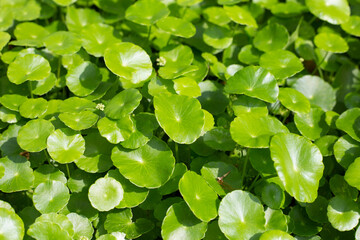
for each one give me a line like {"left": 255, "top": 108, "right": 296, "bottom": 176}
{"left": 288, "top": 205, "right": 322, "bottom": 236}
{"left": 31, "top": 73, "right": 56, "bottom": 96}
{"left": 104, "top": 42, "right": 153, "bottom": 85}
{"left": 125, "top": 0, "right": 170, "bottom": 26}
{"left": 341, "top": 16, "right": 360, "bottom": 37}
{"left": 260, "top": 230, "right": 294, "bottom": 240}
{"left": 107, "top": 169, "right": 149, "bottom": 208}
{"left": 33, "top": 165, "right": 67, "bottom": 188}
{"left": 254, "top": 23, "right": 289, "bottom": 52}
{"left": 0, "top": 155, "right": 34, "bottom": 192}
{"left": 203, "top": 24, "right": 233, "bottom": 49}
{"left": 157, "top": 16, "right": 196, "bottom": 38}
{"left": 154, "top": 93, "right": 205, "bottom": 144}
{"left": 344, "top": 157, "right": 360, "bottom": 190}
{"left": 7, "top": 53, "right": 51, "bottom": 85}
{"left": 224, "top": 5, "right": 258, "bottom": 28}
{"left": 238, "top": 44, "right": 262, "bottom": 65}
{"left": 0, "top": 31, "right": 11, "bottom": 51}
{"left": 334, "top": 135, "right": 360, "bottom": 168}
{"left": 27, "top": 221, "right": 71, "bottom": 240}
{"left": 173, "top": 76, "right": 201, "bottom": 98}
{"left": 314, "top": 135, "right": 338, "bottom": 157}
{"left": 67, "top": 213, "right": 94, "bottom": 240}
{"left": 260, "top": 49, "right": 304, "bottom": 79}
{"left": 249, "top": 148, "right": 276, "bottom": 174}
{"left": 278, "top": 88, "right": 310, "bottom": 114}
{"left": 43, "top": 31, "right": 81, "bottom": 55}
{"left": 161, "top": 201, "right": 207, "bottom": 240}
{"left": 225, "top": 66, "right": 279, "bottom": 103}
{"left": 0, "top": 106, "right": 21, "bottom": 124}
{"left": 336, "top": 108, "right": 360, "bottom": 142}
{"left": 65, "top": 6, "right": 103, "bottom": 32}
{"left": 80, "top": 23, "right": 117, "bottom": 57}
{"left": 0, "top": 94, "right": 27, "bottom": 111}
{"left": 179, "top": 171, "right": 219, "bottom": 222}
{"left": 230, "top": 114, "right": 288, "bottom": 148}
{"left": 33, "top": 180, "right": 70, "bottom": 214}
{"left": 66, "top": 61, "right": 102, "bottom": 96}
{"left": 327, "top": 195, "right": 360, "bottom": 231}
{"left": 111, "top": 137, "right": 175, "bottom": 188}
{"left": 218, "top": 190, "right": 265, "bottom": 240}
{"left": 306, "top": 196, "right": 329, "bottom": 224}
{"left": 305, "top": 0, "right": 350, "bottom": 25}
{"left": 19, "top": 98, "right": 48, "bottom": 119}
{"left": 47, "top": 128, "right": 85, "bottom": 164}
{"left": 97, "top": 116, "right": 134, "bottom": 144}
{"left": 105, "top": 209, "right": 154, "bottom": 239}
{"left": 58, "top": 111, "right": 98, "bottom": 131}
{"left": 232, "top": 95, "right": 268, "bottom": 117}
{"left": 197, "top": 80, "right": 229, "bottom": 115}
{"left": 314, "top": 32, "right": 349, "bottom": 53}
{"left": 292, "top": 75, "right": 336, "bottom": 111}
{"left": 52, "top": 0, "right": 77, "bottom": 6}
{"left": 88, "top": 177, "right": 124, "bottom": 212}
{"left": 104, "top": 88, "right": 142, "bottom": 120}
{"left": 0, "top": 208, "right": 24, "bottom": 240}
{"left": 261, "top": 182, "right": 285, "bottom": 210}
{"left": 17, "top": 119, "right": 54, "bottom": 152}
{"left": 294, "top": 108, "right": 329, "bottom": 141}
{"left": 270, "top": 133, "right": 324, "bottom": 203}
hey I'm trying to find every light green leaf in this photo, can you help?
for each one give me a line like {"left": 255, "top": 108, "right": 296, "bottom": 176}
{"left": 224, "top": 5, "right": 258, "bottom": 28}
{"left": 0, "top": 208, "right": 24, "bottom": 240}
{"left": 125, "top": 0, "right": 170, "bottom": 26}
{"left": 305, "top": 0, "right": 350, "bottom": 25}
{"left": 327, "top": 195, "right": 360, "bottom": 231}
{"left": 270, "top": 133, "right": 324, "bottom": 203}
{"left": 314, "top": 32, "right": 349, "bottom": 53}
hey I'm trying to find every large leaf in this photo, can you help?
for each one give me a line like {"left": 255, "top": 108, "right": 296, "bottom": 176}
{"left": 270, "top": 133, "right": 324, "bottom": 203}
{"left": 305, "top": 0, "right": 350, "bottom": 25}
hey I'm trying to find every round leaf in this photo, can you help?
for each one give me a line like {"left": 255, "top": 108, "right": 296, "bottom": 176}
{"left": 17, "top": 119, "right": 54, "bottom": 152}
{"left": 305, "top": 0, "right": 350, "bottom": 25}
{"left": 314, "top": 32, "right": 349, "bottom": 53}
{"left": 270, "top": 133, "right": 324, "bottom": 203}
{"left": 104, "top": 42, "right": 152, "bottom": 84}
{"left": 260, "top": 230, "right": 294, "bottom": 240}
{"left": 97, "top": 116, "right": 134, "bottom": 144}
{"left": 161, "top": 201, "right": 207, "bottom": 240}
{"left": 327, "top": 195, "right": 360, "bottom": 231}
{"left": 336, "top": 108, "right": 360, "bottom": 142}
{"left": 58, "top": 111, "right": 99, "bottom": 131}
{"left": 125, "top": 0, "right": 170, "bottom": 26}
{"left": 66, "top": 61, "right": 102, "bottom": 96}
{"left": 47, "top": 128, "right": 85, "bottom": 164}
{"left": 19, "top": 98, "right": 48, "bottom": 119}
{"left": 43, "top": 31, "right": 81, "bottom": 55}
{"left": 104, "top": 88, "right": 142, "bottom": 120}
{"left": 278, "top": 88, "right": 310, "bottom": 114}
{"left": 225, "top": 66, "right": 279, "bottom": 103}
{"left": 341, "top": 16, "right": 360, "bottom": 37}
{"left": 344, "top": 157, "right": 360, "bottom": 190}
{"left": 294, "top": 108, "right": 329, "bottom": 140}
{"left": 218, "top": 190, "right": 265, "bottom": 240}
{"left": 224, "top": 5, "right": 258, "bottom": 28}
{"left": 260, "top": 49, "right": 304, "bottom": 79}
{"left": 292, "top": 75, "right": 336, "bottom": 111}
{"left": 111, "top": 137, "right": 175, "bottom": 188}
{"left": 154, "top": 93, "right": 205, "bottom": 144}
{"left": 88, "top": 177, "right": 124, "bottom": 212}
{"left": 254, "top": 23, "right": 289, "bottom": 52}
{"left": 33, "top": 180, "right": 70, "bottom": 214}
{"left": 0, "top": 155, "right": 34, "bottom": 192}
{"left": 334, "top": 135, "right": 360, "bottom": 168}
{"left": 0, "top": 208, "right": 24, "bottom": 240}
{"left": 27, "top": 221, "right": 71, "bottom": 240}
{"left": 157, "top": 16, "right": 196, "bottom": 38}
{"left": 7, "top": 54, "right": 51, "bottom": 85}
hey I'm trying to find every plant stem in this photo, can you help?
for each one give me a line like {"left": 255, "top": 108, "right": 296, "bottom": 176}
{"left": 241, "top": 149, "right": 250, "bottom": 188}
{"left": 175, "top": 142, "right": 179, "bottom": 162}
{"left": 57, "top": 56, "right": 62, "bottom": 79}
{"left": 28, "top": 81, "right": 33, "bottom": 98}
{"left": 147, "top": 25, "right": 152, "bottom": 42}
{"left": 66, "top": 164, "right": 71, "bottom": 179}
{"left": 312, "top": 51, "right": 328, "bottom": 77}
{"left": 247, "top": 174, "right": 260, "bottom": 191}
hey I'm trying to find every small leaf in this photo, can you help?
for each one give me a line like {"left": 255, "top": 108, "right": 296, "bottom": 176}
{"left": 314, "top": 32, "right": 349, "bottom": 53}
{"left": 305, "top": 0, "right": 350, "bottom": 25}
{"left": 224, "top": 5, "right": 258, "bottom": 28}
{"left": 327, "top": 195, "right": 360, "bottom": 231}
{"left": 58, "top": 111, "right": 99, "bottom": 131}
{"left": 88, "top": 177, "right": 124, "bottom": 212}
{"left": 254, "top": 23, "right": 289, "bottom": 52}
{"left": 336, "top": 108, "right": 360, "bottom": 142}
{"left": 278, "top": 88, "right": 310, "bottom": 114}
{"left": 157, "top": 16, "right": 196, "bottom": 38}
{"left": 47, "top": 128, "right": 85, "bottom": 164}
{"left": 344, "top": 157, "right": 360, "bottom": 190}
{"left": 0, "top": 208, "right": 24, "bottom": 240}
{"left": 43, "top": 31, "right": 81, "bottom": 55}
{"left": 125, "top": 0, "right": 170, "bottom": 26}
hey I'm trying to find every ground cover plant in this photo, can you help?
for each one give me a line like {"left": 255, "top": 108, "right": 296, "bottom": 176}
{"left": 0, "top": 0, "right": 360, "bottom": 239}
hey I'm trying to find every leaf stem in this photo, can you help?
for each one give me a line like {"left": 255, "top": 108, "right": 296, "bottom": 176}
{"left": 241, "top": 149, "right": 250, "bottom": 188}
{"left": 147, "top": 25, "right": 152, "bottom": 42}
{"left": 175, "top": 142, "right": 179, "bottom": 162}
{"left": 312, "top": 51, "right": 328, "bottom": 78}
{"left": 248, "top": 174, "right": 278, "bottom": 191}
{"left": 28, "top": 81, "right": 33, "bottom": 98}
{"left": 66, "top": 164, "right": 71, "bottom": 179}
